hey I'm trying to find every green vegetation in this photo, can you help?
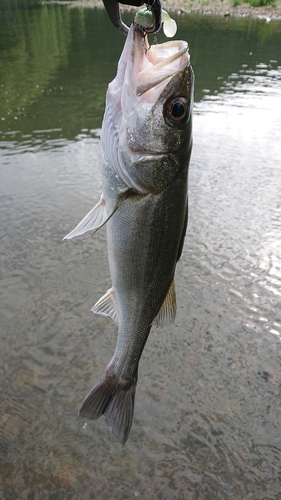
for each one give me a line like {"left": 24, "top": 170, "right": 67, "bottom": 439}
{"left": 0, "top": 0, "right": 43, "bottom": 7}
{"left": 233, "top": 0, "right": 275, "bottom": 6}
{"left": 0, "top": 4, "right": 71, "bottom": 126}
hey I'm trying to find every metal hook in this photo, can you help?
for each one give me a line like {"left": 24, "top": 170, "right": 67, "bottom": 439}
{"left": 102, "top": 0, "right": 162, "bottom": 36}
{"left": 143, "top": 0, "right": 162, "bottom": 35}
{"left": 102, "top": 0, "right": 130, "bottom": 35}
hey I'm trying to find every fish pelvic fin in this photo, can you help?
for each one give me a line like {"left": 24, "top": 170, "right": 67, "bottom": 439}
{"left": 91, "top": 288, "right": 119, "bottom": 326}
{"left": 153, "top": 277, "right": 176, "bottom": 328}
{"left": 63, "top": 188, "right": 136, "bottom": 240}
{"left": 79, "top": 369, "right": 137, "bottom": 446}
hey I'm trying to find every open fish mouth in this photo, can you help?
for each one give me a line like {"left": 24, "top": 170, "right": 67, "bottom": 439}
{"left": 130, "top": 27, "right": 190, "bottom": 102}
{"left": 102, "top": 23, "right": 193, "bottom": 195}
{"left": 137, "top": 41, "right": 189, "bottom": 97}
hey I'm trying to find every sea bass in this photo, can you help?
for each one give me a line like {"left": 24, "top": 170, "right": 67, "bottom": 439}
{"left": 64, "top": 23, "right": 194, "bottom": 445}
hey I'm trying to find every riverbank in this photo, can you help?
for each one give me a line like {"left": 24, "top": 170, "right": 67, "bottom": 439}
{"left": 48, "top": 0, "right": 281, "bottom": 20}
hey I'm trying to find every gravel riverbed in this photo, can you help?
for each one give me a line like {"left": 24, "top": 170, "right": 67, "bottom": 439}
{"left": 49, "top": 0, "right": 281, "bottom": 20}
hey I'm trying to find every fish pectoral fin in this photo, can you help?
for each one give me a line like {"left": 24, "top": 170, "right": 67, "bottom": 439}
{"left": 153, "top": 277, "right": 177, "bottom": 328}
{"left": 63, "top": 188, "right": 135, "bottom": 240}
{"left": 91, "top": 288, "right": 119, "bottom": 326}
{"left": 63, "top": 194, "right": 107, "bottom": 240}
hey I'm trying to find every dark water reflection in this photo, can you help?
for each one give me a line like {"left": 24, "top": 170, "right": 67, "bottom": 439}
{"left": 1, "top": 3, "right": 281, "bottom": 499}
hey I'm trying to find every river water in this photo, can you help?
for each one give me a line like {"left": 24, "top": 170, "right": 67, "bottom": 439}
{"left": 0, "top": 3, "right": 281, "bottom": 499}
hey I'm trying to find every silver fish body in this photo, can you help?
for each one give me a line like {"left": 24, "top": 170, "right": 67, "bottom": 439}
{"left": 64, "top": 24, "right": 194, "bottom": 444}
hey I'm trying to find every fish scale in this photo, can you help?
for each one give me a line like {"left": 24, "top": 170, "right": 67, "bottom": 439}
{"left": 64, "top": 23, "right": 194, "bottom": 444}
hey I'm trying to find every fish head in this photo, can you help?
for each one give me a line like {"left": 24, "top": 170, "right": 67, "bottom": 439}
{"left": 102, "top": 24, "right": 194, "bottom": 194}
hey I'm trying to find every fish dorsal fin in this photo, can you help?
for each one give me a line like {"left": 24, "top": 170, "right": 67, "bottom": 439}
{"left": 91, "top": 288, "right": 119, "bottom": 326}
{"left": 63, "top": 189, "right": 135, "bottom": 240}
{"left": 153, "top": 278, "right": 176, "bottom": 328}
{"left": 63, "top": 194, "right": 107, "bottom": 240}
{"left": 177, "top": 204, "right": 188, "bottom": 262}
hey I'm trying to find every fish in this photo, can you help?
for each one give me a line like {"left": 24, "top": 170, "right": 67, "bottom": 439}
{"left": 64, "top": 23, "right": 194, "bottom": 445}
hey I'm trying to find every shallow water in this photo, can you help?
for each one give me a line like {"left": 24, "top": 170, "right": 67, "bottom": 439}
{"left": 0, "top": 3, "right": 281, "bottom": 499}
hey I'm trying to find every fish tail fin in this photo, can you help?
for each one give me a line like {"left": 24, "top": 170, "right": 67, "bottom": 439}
{"left": 78, "top": 369, "right": 137, "bottom": 446}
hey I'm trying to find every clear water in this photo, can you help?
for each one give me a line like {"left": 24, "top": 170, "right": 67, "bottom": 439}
{"left": 0, "top": 3, "right": 281, "bottom": 499}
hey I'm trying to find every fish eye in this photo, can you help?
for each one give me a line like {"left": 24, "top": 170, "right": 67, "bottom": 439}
{"left": 164, "top": 97, "right": 190, "bottom": 127}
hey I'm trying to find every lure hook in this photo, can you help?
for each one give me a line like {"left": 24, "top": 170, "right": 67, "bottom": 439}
{"left": 102, "top": 0, "right": 162, "bottom": 35}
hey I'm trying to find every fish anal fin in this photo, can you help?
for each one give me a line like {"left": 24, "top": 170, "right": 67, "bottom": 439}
{"left": 91, "top": 288, "right": 119, "bottom": 326}
{"left": 63, "top": 194, "right": 107, "bottom": 240}
{"left": 79, "top": 369, "right": 137, "bottom": 446}
{"left": 153, "top": 277, "right": 176, "bottom": 328}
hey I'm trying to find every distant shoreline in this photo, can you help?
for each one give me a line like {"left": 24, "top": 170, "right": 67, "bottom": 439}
{"left": 48, "top": 0, "right": 281, "bottom": 20}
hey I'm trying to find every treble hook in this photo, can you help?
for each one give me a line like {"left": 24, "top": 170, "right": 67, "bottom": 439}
{"left": 144, "top": 0, "right": 162, "bottom": 34}
{"left": 102, "top": 0, "right": 162, "bottom": 35}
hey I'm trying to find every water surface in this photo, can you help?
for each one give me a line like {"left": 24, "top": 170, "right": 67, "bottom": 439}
{"left": 0, "top": 4, "right": 281, "bottom": 499}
